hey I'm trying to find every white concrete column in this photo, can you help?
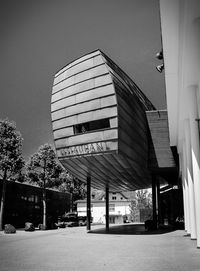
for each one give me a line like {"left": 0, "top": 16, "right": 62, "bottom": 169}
{"left": 184, "top": 119, "right": 197, "bottom": 239}
{"left": 188, "top": 86, "right": 200, "bottom": 248}
{"left": 183, "top": 143, "right": 191, "bottom": 234}
{"left": 180, "top": 151, "right": 188, "bottom": 232}
{"left": 182, "top": 178, "right": 188, "bottom": 232}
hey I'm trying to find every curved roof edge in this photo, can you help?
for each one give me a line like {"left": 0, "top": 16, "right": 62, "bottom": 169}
{"left": 55, "top": 49, "right": 102, "bottom": 76}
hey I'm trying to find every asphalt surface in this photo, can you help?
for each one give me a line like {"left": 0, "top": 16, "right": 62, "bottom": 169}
{"left": 0, "top": 223, "right": 200, "bottom": 271}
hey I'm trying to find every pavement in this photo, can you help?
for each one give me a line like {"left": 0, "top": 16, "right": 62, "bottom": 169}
{"left": 0, "top": 223, "right": 200, "bottom": 271}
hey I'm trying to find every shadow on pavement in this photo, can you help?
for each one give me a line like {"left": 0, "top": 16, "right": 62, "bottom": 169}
{"left": 88, "top": 223, "right": 175, "bottom": 235}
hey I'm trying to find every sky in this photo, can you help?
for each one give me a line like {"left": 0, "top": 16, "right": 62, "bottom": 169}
{"left": 0, "top": 0, "right": 166, "bottom": 159}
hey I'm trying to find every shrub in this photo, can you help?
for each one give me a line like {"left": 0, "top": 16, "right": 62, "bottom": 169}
{"left": 4, "top": 224, "right": 16, "bottom": 234}
{"left": 24, "top": 222, "right": 35, "bottom": 232}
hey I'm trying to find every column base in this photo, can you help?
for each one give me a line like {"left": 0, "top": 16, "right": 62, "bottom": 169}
{"left": 183, "top": 233, "right": 191, "bottom": 237}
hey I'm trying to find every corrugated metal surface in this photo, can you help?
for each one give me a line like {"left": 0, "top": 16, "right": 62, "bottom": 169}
{"left": 51, "top": 50, "right": 156, "bottom": 191}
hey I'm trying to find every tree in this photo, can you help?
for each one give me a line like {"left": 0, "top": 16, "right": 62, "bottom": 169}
{"left": 0, "top": 119, "right": 24, "bottom": 230}
{"left": 57, "top": 171, "right": 86, "bottom": 211}
{"left": 129, "top": 189, "right": 152, "bottom": 222}
{"left": 136, "top": 189, "right": 152, "bottom": 209}
{"left": 26, "top": 144, "right": 63, "bottom": 229}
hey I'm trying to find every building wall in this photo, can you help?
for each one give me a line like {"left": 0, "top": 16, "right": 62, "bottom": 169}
{"left": 77, "top": 200, "right": 131, "bottom": 224}
{"left": 159, "top": 0, "right": 200, "bottom": 247}
{"left": 51, "top": 50, "right": 155, "bottom": 191}
{"left": 0, "top": 180, "right": 71, "bottom": 228}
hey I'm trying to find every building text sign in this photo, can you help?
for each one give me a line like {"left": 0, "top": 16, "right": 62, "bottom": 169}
{"left": 60, "top": 142, "right": 109, "bottom": 157}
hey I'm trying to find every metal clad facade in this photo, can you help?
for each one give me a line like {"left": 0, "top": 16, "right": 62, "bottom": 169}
{"left": 51, "top": 50, "right": 155, "bottom": 191}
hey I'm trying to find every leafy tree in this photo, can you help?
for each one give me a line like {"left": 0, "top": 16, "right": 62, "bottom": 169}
{"left": 26, "top": 144, "right": 63, "bottom": 229}
{"left": 57, "top": 172, "right": 86, "bottom": 211}
{"left": 129, "top": 199, "right": 139, "bottom": 222}
{"left": 0, "top": 119, "right": 24, "bottom": 230}
{"left": 129, "top": 189, "right": 152, "bottom": 222}
{"left": 136, "top": 189, "right": 152, "bottom": 209}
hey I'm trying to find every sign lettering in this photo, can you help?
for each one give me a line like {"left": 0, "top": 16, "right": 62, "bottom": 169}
{"left": 60, "top": 142, "right": 109, "bottom": 157}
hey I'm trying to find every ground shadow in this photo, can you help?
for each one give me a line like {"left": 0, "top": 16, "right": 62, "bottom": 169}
{"left": 89, "top": 223, "right": 176, "bottom": 235}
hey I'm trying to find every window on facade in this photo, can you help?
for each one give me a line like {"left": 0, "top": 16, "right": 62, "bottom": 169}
{"left": 35, "top": 195, "right": 39, "bottom": 203}
{"left": 109, "top": 204, "right": 115, "bottom": 212}
{"left": 109, "top": 216, "right": 115, "bottom": 223}
{"left": 112, "top": 196, "right": 116, "bottom": 200}
{"left": 73, "top": 118, "right": 110, "bottom": 134}
{"left": 28, "top": 195, "right": 34, "bottom": 202}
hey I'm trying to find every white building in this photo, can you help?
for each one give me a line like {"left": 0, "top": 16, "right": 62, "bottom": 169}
{"left": 77, "top": 192, "right": 133, "bottom": 224}
{"left": 159, "top": 0, "right": 200, "bottom": 248}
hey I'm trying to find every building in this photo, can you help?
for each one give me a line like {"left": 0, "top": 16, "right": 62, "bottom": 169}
{"left": 51, "top": 49, "right": 179, "bottom": 231}
{"left": 77, "top": 192, "right": 133, "bottom": 224}
{"left": 0, "top": 180, "right": 71, "bottom": 228}
{"left": 51, "top": 49, "right": 156, "bottom": 192}
{"left": 159, "top": 0, "right": 200, "bottom": 248}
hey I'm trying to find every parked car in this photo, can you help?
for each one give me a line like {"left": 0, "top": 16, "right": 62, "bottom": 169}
{"left": 56, "top": 213, "right": 89, "bottom": 228}
{"left": 77, "top": 216, "right": 87, "bottom": 226}
{"left": 62, "top": 212, "right": 79, "bottom": 227}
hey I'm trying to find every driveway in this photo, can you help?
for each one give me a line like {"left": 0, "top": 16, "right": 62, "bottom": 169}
{"left": 0, "top": 224, "right": 200, "bottom": 271}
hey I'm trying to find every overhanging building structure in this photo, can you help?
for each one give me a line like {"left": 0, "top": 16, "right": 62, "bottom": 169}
{"left": 51, "top": 49, "right": 178, "bottom": 230}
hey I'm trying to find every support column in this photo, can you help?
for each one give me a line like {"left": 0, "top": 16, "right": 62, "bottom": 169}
{"left": 183, "top": 143, "right": 191, "bottom": 234}
{"left": 105, "top": 186, "right": 109, "bottom": 232}
{"left": 182, "top": 181, "right": 187, "bottom": 231}
{"left": 152, "top": 174, "right": 157, "bottom": 229}
{"left": 180, "top": 151, "right": 188, "bottom": 232}
{"left": 156, "top": 178, "right": 161, "bottom": 225}
{"left": 184, "top": 119, "right": 197, "bottom": 239}
{"left": 188, "top": 86, "right": 200, "bottom": 247}
{"left": 86, "top": 176, "right": 91, "bottom": 231}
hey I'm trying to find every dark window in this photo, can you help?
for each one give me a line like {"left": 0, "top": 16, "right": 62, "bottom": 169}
{"left": 28, "top": 195, "right": 34, "bottom": 202}
{"left": 109, "top": 204, "right": 115, "bottom": 212}
{"left": 73, "top": 118, "right": 110, "bottom": 134}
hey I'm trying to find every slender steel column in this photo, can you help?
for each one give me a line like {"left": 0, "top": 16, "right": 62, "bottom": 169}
{"left": 152, "top": 174, "right": 157, "bottom": 229}
{"left": 105, "top": 186, "right": 109, "bottom": 232}
{"left": 86, "top": 176, "right": 91, "bottom": 231}
{"left": 156, "top": 177, "right": 161, "bottom": 225}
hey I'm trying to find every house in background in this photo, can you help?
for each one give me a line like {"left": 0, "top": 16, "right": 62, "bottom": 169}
{"left": 76, "top": 191, "right": 135, "bottom": 224}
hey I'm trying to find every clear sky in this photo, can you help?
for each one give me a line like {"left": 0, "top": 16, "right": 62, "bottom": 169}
{"left": 0, "top": 0, "right": 166, "bottom": 159}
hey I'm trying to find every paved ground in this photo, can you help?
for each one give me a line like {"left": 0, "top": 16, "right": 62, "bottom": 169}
{"left": 0, "top": 223, "right": 200, "bottom": 271}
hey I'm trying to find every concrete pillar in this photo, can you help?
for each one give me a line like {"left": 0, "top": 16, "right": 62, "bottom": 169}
{"left": 180, "top": 151, "right": 188, "bottom": 232}
{"left": 182, "top": 181, "right": 187, "bottom": 231}
{"left": 184, "top": 119, "right": 197, "bottom": 239}
{"left": 188, "top": 86, "right": 200, "bottom": 248}
{"left": 86, "top": 176, "right": 91, "bottom": 231}
{"left": 183, "top": 143, "right": 191, "bottom": 234}
{"left": 105, "top": 186, "right": 109, "bottom": 232}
